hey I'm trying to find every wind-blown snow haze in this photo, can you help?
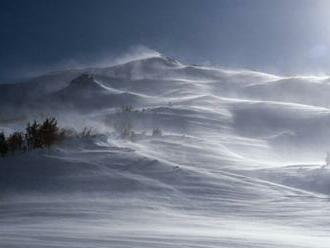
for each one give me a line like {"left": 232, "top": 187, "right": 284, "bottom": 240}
{"left": 1, "top": 51, "right": 330, "bottom": 247}
{"left": 2, "top": 1, "right": 330, "bottom": 247}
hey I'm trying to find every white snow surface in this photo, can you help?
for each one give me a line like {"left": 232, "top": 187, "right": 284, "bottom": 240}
{"left": 1, "top": 55, "right": 330, "bottom": 247}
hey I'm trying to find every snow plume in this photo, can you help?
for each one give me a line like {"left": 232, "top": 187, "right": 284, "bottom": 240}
{"left": 110, "top": 45, "right": 162, "bottom": 66}
{"left": 10, "top": 46, "right": 162, "bottom": 81}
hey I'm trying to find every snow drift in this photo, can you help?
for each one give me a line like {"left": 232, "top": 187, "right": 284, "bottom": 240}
{"left": 1, "top": 54, "right": 330, "bottom": 247}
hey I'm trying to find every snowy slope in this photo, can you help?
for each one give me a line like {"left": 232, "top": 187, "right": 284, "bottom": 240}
{"left": 1, "top": 54, "right": 330, "bottom": 247}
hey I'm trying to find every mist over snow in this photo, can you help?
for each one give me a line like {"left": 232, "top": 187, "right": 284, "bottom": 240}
{"left": 2, "top": 50, "right": 330, "bottom": 248}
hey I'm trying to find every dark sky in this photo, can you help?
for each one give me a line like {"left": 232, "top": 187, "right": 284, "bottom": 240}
{"left": 1, "top": 0, "right": 330, "bottom": 82}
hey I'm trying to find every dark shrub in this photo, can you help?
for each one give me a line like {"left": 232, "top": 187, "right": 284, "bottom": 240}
{"left": 7, "top": 132, "right": 24, "bottom": 153}
{"left": 0, "top": 132, "right": 8, "bottom": 157}
{"left": 26, "top": 121, "right": 42, "bottom": 150}
{"left": 39, "top": 118, "right": 60, "bottom": 149}
{"left": 80, "top": 127, "right": 95, "bottom": 138}
{"left": 152, "top": 128, "right": 162, "bottom": 137}
{"left": 1, "top": 117, "right": 97, "bottom": 158}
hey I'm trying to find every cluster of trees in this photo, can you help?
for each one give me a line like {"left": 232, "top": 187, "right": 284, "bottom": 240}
{"left": 0, "top": 118, "right": 64, "bottom": 157}
{"left": 114, "top": 105, "right": 134, "bottom": 139}
{"left": 0, "top": 105, "right": 164, "bottom": 157}
{"left": 113, "top": 106, "right": 163, "bottom": 141}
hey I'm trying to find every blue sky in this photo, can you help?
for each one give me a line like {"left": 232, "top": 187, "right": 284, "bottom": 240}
{"left": 1, "top": 0, "right": 330, "bottom": 82}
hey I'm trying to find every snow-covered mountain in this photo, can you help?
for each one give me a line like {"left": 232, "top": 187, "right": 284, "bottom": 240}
{"left": 1, "top": 54, "right": 330, "bottom": 248}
